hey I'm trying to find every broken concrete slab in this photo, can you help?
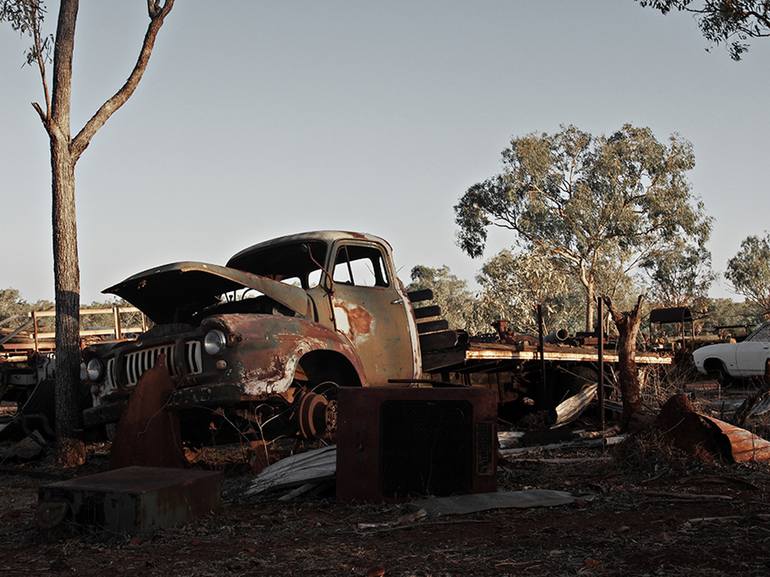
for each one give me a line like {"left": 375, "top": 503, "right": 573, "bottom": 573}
{"left": 413, "top": 490, "right": 575, "bottom": 516}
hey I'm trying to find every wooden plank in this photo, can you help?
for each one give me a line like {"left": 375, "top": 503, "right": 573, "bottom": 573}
{"left": 463, "top": 347, "right": 672, "bottom": 365}
{"left": 33, "top": 306, "right": 141, "bottom": 318}
{"left": 414, "top": 305, "right": 441, "bottom": 319}
{"left": 35, "top": 327, "right": 145, "bottom": 339}
{"left": 407, "top": 288, "right": 433, "bottom": 303}
{"left": 417, "top": 319, "right": 449, "bottom": 334}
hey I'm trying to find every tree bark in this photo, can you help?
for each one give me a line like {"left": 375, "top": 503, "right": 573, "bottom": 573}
{"left": 49, "top": 0, "right": 85, "bottom": 466}
{"left": 603, "top": 294, "right": 644, "bottom": 431}
{"left": 51, "top": 136, "right": 85, "bottom": 466}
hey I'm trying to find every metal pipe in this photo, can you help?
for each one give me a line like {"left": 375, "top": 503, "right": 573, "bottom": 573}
{"left": 597, "top": 296, "right": 605, "bottom": 433}
{"left": 537, "top": 304, "right": 546, "bottom": 406}
{"left": 32, "top": 310, "right": 39, "bottom": 352}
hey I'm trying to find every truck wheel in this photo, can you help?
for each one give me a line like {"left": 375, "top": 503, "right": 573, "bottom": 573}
{"left": 296, "top": 380, "right": 339, "bottom": 440}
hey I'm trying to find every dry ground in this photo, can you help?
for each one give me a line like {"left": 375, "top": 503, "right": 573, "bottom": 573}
{"left": 2, "top": 440, "right": 770, "bottom": 577}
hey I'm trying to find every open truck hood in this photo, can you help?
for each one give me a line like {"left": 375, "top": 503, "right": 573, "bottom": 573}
{"left": 104, "top": 261, "right": 312, "bottom": 324}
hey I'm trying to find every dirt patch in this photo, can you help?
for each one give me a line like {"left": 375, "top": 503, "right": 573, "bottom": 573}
{"left": 2, "top": 442, "right": 770, "bottom": 576}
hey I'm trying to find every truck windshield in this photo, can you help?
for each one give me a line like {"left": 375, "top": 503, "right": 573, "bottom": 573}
{"left": 228, "top": 241, "right": 327, "bottom": 289}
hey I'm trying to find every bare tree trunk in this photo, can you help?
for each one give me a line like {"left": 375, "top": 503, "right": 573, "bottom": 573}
{"left": 51, "top": 137, "right": 84, "bottom": 465}
{"left": 13, "top": 0, "right": 174, "bottom": 465}
{"left": 49, "top": 0, "right": 85, "bottom": 466}
{"left": 603, "top": 294, "right": 644, "bottom": 431}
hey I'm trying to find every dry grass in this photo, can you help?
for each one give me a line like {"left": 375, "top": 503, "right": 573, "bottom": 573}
{"left": 612, "top": 428, "right": 709, "bottom": 478}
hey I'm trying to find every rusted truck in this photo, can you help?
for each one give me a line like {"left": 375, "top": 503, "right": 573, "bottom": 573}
{"left": 81, "top": 230, "right": 671, "bottom": 441}
{"left": 82, "top": 231, "right": 422, "bottom": 440}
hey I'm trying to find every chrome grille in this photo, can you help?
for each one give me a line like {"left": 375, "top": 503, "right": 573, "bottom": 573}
{"left": 104, "top": 358, "right": 116, "bottom": 389}
{"left": 124, "top": 341, "right": 202, "bottom": 386}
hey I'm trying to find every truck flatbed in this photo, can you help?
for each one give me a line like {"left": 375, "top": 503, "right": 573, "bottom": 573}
{"left": 422, "top": 340, "right": 672, "bottom": 373}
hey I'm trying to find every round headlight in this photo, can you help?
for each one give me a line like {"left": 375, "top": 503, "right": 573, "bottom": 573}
{"left": 86, "top": 358, "right": 104, "bottom": 382}
{"left": 204, "top": 329, "right": 227, "bottom": 355}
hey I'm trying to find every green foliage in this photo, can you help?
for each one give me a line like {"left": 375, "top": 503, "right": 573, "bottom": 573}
{"left": 455, "top": 124, "right": 711, "bottom": 330}
{"left": 725, "top": 234, "right": 770, "bottom": 316}
{"left": 474, "top": 248, "right": 584, "bottom": 334}
{"left": 643, "top": 239, "right": 715, "bottom": 307}
{"left": 0, "top": 1, "right": 51, "bottom": 66}
{"left": 0, "top": 287, "right": 31, "bottom": 323}
{"left": 700, "top": 297, "right": 763, "bottom": 332}
{"left": 638, "top": 1, "right": 770, "bottom": 60}
{"left": 0, "top": 287, "right": 53, "bottom": 331}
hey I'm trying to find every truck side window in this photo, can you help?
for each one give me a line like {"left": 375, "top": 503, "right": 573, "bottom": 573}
{"left": 333, "top": 245, "right": 389, "bottom": 288}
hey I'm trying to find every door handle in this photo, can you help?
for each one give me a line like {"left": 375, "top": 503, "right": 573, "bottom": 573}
{"left": 391, "top": 298, "right": 403, "bottom": 305}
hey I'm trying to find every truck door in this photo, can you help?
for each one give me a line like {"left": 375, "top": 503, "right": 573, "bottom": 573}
{"left": 736, "top": 323, "right": 770, "bottom": 376}
{"left": 329, "top": 241, "right": 420, "bottom": 385}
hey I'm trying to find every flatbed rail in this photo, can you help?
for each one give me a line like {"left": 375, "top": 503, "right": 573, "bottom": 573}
{"left": 422, "top": 340, "right": 673, "bottom": 373}
{"left": 1, "top": 306, "right": 147, "bottom": 361}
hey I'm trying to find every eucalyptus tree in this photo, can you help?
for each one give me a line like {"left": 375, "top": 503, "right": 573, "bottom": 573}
{"left": 725, "top": 234, "right": 770, "bottom": 317}
{"left": 1, "top": 0, "right": 175, "bottom": 465}
{"left": 643, "top": 239, "right": 715, "bottom": 308}
{"left": 638, "top": 0, "right": 770, "bottom": 59}
{"left": 474, "top": 248, "right": 584, "bottom": 335}
{"left": 455, "top": 124, "right": 711, "bottom": 332}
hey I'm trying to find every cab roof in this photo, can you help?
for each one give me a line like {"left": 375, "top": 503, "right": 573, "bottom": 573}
{"left": 226, "top": 230, "right": 391, "bottom": 268}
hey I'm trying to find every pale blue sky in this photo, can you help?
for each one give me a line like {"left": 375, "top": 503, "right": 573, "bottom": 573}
{"left": 1, "top": 1, "right": 768, "bottom": 303}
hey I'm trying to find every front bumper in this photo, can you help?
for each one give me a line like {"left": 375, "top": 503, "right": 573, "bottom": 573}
{"left": 82, "top": 381, "right": 248, "bottom": 427}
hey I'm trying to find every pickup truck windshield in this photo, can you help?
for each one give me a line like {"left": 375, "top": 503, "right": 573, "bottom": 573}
{"left": 228, "top": 241, "right": 327, "bottom": 289}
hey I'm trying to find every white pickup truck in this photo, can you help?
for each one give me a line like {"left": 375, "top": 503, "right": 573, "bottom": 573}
{"left": 693, "top": 322, "right": 770, "bottom": 381}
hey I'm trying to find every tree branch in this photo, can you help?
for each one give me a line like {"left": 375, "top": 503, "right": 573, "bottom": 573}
{"left": 23, "top": 0, "right": 51, "bottom": 125}
{"left": 32, "top": 101, "right": 46, "bottom": 123}
{"left": 69, "top": 0, "right": 174, "bottom": 161}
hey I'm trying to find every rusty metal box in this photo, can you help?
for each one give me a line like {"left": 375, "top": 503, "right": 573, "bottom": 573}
{"left": 38, "top": 466, "right": 223, "bottom": 534}
{"left": 336, "top": 386, "right": 497, "bottom": 502}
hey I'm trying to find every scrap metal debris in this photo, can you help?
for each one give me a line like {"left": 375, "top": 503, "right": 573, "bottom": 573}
{"left": 38, "top": 466, "right": 223, "bottom": 533}
{"left": 657, "top": 394, "right": 770, "bottom": 463}
{"left": 110, "top": 354, "right": 186, "bottom": 469}
{"left": 246, "top": 445, "right": 336, "bottom": 496}
{"left": 499, "top": 436, "right": 626, "bottom": 458}
{"left": 413, "top": 490, "right": 576, "bottom": 516}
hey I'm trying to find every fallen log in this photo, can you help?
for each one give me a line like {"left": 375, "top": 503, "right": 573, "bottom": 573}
{"left": 549, "top": 383, "right": 597, "bottom": 428}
